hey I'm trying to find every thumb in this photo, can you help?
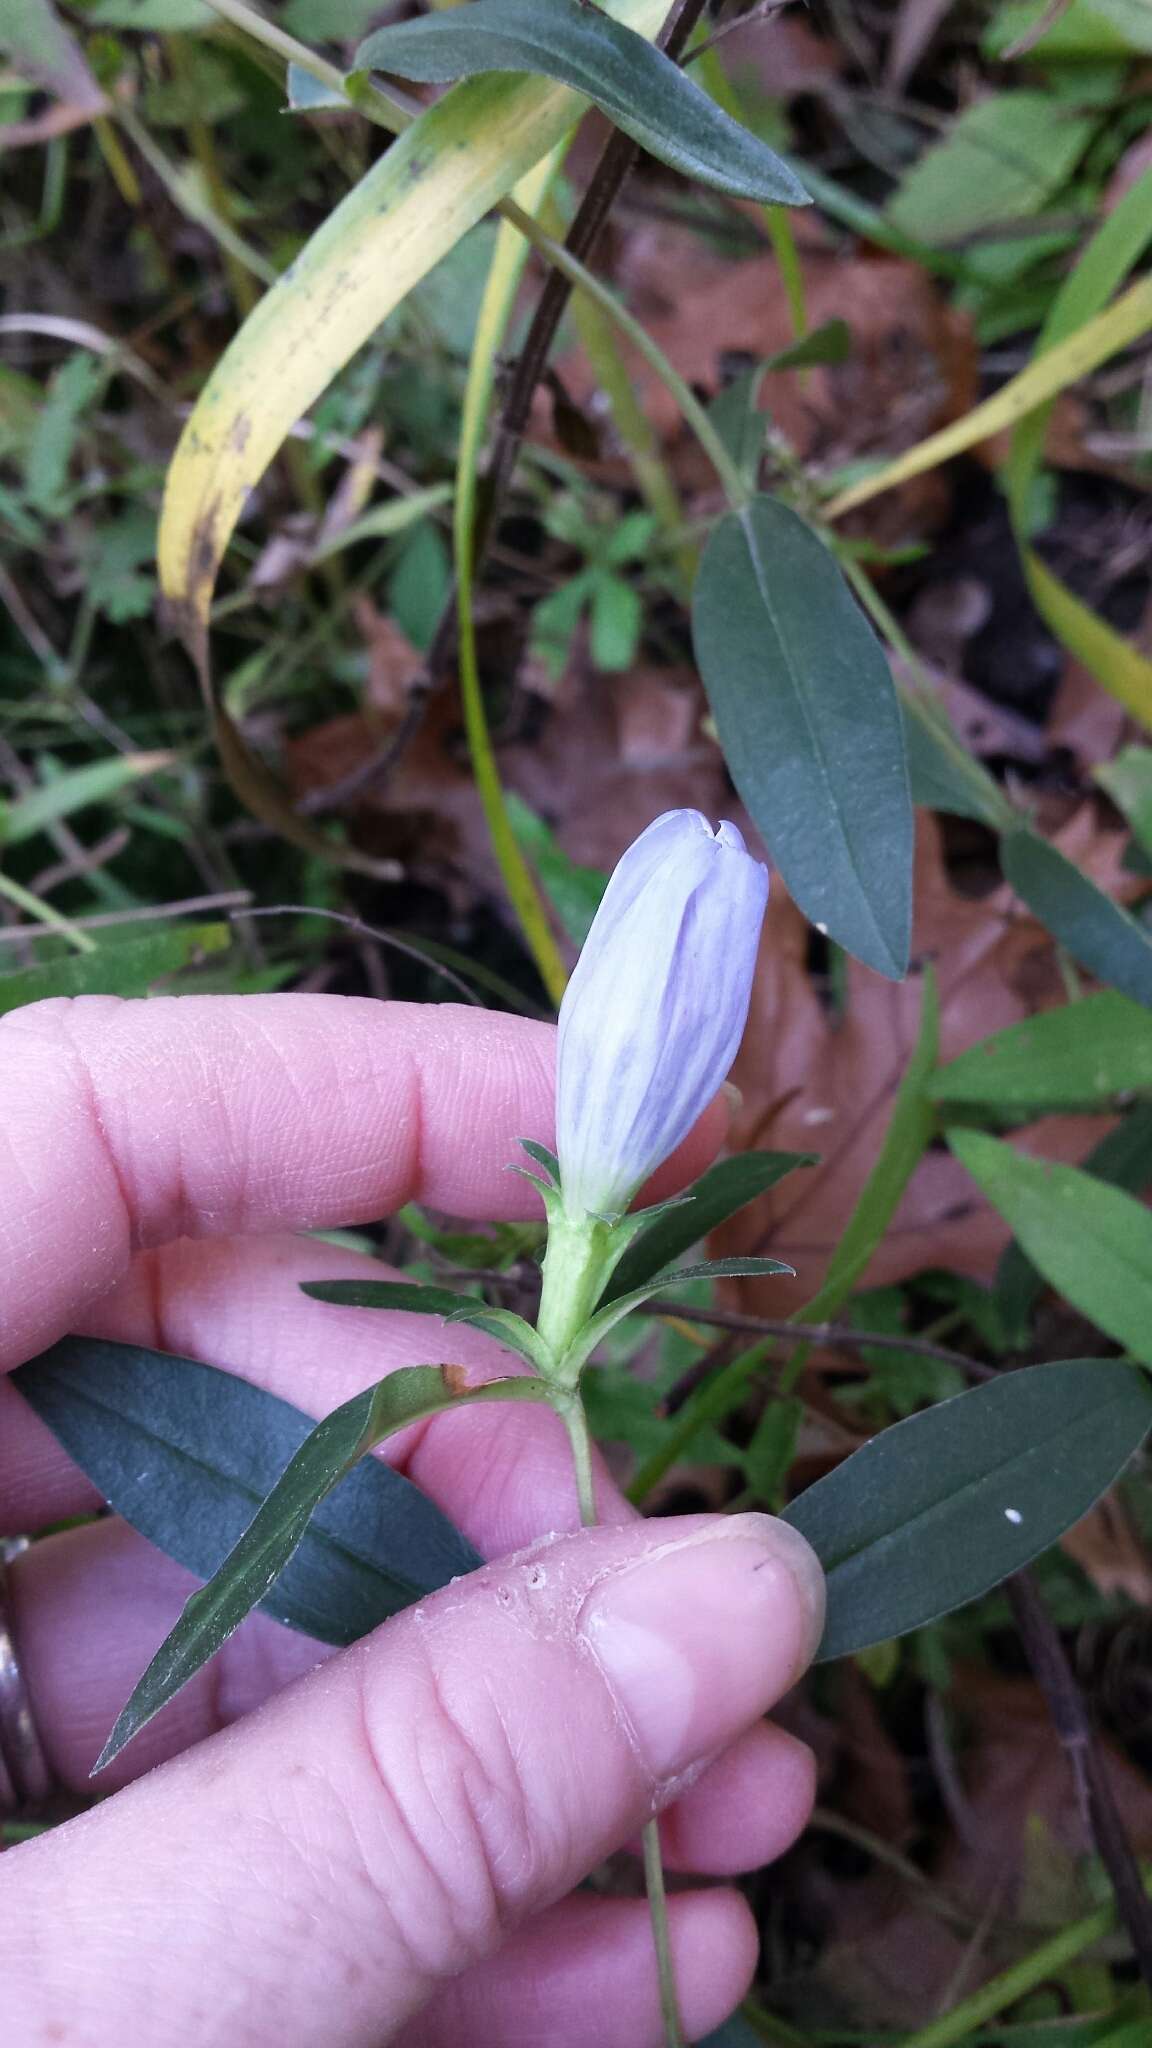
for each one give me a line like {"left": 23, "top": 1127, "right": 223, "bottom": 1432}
{"left": 1, "top": 1512, "right": 824, "bottom": 2047}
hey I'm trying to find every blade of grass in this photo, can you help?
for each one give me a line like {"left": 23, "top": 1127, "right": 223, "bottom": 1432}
{"left": 1002, "top": 164, "right": 1152, "bottom": 730}
{"left": 825, "top": 277, "right": 1152, "bottom": 522}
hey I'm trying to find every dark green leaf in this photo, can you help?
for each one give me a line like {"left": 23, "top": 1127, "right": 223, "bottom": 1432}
{"left": 301, "top": 1279, "right": 468, "bottom": 1319}
{"left": 566, "top": 1257, "right": 793, "bottom": 1379}
{"left": 97, "top": 1366, "right": 548, "bottom": 1770}
{"left": 1000, "top": 826, "right": 1152, "bottom": 1008}
{"left": 697, "top": 2019, "right": 764, "bottom": 2048}
{"left": 784, "top": 1360, "right": 1152, "bottom": 1660}
{"left": 300, "top": 1278, "right": 550, "bottom": 1373}
{"left": 602, "top": 1151, "right": 816, "bottom": 1307}
{"left": 929, "top": 993, "right": 1152, "bottom": 1111}
{"left": 995, "top": 1104, "right": 1152, "bottom": 1341}
{"left": 950, "top": 1129, "right": 1152, "bottom": 1365}
{"left": 706, "top": 368, "right": 765, "bottom": 486}
{"left": 13, "top": 1336, "right": 482, "bottom": 1646}
{"left": 520, "top": 1138, "right": 561, "bottom": 1184}
{"left": 764, "top": 318, "right": 851, "bottom": 371}
{"left": 693, "top": 496, "right": 913, "bottom": 978}
{"left": 353, "top": 0, "right": 810, "bottom": 205}
{"left": 0, "top": 924, "right": 230, "bottom": 1016}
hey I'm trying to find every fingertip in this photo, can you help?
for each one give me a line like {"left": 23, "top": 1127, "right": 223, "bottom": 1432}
{"left": 660, "top": 1722, "right": 818, "bottom": 1875}
{"left": 668, "top": 1887, "right": 761, "bottom": 2044}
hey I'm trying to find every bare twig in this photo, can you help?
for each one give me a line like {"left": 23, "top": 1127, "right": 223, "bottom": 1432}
{"left": 296, "top": 682, "right": 431, "bottom": 816}
{"left": 687, "top": 0, "right": 794, "bottom": 65}
{"left": 231, "top": 905, "right": 486, "bottom": 1007}
{"left": 1007, "top": 1569, "right": 1152, "bottom": 1994}
{"left": 31, "top": 828, "right": 130, "bottom": 897}
{"left": 0, "top": 891, "right": 253, "bottom": 944}
{"left": 646, "top": 1300, "right": 998, "bottom": 1379}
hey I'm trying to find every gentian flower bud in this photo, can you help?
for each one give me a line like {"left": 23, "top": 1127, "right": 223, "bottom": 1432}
{"left": 555, "top": 808, "right": 769, "bottom": 1220}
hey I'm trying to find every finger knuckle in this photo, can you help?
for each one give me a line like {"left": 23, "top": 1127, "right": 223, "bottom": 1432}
{"left": 349, "top": 1633, "right": 544, "bottom": 1982}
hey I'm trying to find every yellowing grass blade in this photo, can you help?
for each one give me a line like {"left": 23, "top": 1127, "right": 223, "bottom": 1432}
{"left": 824, "top": 276, "right": 1152, "bottom": 520}
{"left": 159, "top": 0, "right": 664, "bottom": 665}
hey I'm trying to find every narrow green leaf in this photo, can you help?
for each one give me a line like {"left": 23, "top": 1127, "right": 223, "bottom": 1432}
{"left": 784, "top": 1360, "right": 1152, "bottom": 1660}
{"left": 1097, "top": 743, "right": 1152, "bottom": 858}
{"left": 602, "top": 1151, "right": 817, "bottom": 1307}
{"left": 1002, "top": 164, "right": 1152, "bottom": 725}
{"left": 300, "top": 1279, "right": 551, "bottom": 1374}
{"left": 764, "top": 318, "right": 851, "bottom": 372}
{"left": 995, "top": 1104, "right": 1152, "bottom": 1342}
{"left": 565, "top": 1256, "right": 793, "bottom": 1380}
{"left": 0, "top": 924, "right": 230, "bottom": 1016}
{"left": 353, "top": 0, "right": 810, "bottom": 206}
{"left": 693, "top": 495, "right": 913, "bottom": 978}
{"left": 98, "top": 1367, "right": 547, "bottom": 1771}
{"left": 706, "top": 368, "right": 765, "bottom": 486}
{"left": 0, "top": 753, "right": 172, "bottom": 847}
{"left": 520, "top": 1138, "right": 561, "bottom": 1184}
{"left": 929, "top": 993, "right": 1152, "bottom": 1111}
{"left": 313, "top": 485, "right": 452, "bottom": 559}
{"left": 13, "top": 1337, "right": 482, "bottom": 1646}
{"left": 302, "top": 1279, "right": 470, "bottom": 1319}
{"left": 801, "top": 969, "right": 939, "bottom": 1322}
{"left": 1000, "top": 827, "right": 1152, "bottom": 1008}
{"left": 887, "top": 93, "right": 1093, "bottom": 248}
{"left": 951, "top": 1129, "right": 1152, "bottom": 1364}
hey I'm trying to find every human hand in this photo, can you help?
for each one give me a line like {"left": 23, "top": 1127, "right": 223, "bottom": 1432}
{"left": 0, "top": 994, "right": 824, "bottom": 2048}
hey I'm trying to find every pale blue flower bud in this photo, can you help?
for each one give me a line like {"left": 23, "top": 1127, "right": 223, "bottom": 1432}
{"left": 555, "top": 808, "right": 769, "bottom": 1219}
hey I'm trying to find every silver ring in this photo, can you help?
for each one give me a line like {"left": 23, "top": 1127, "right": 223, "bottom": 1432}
{"left": 0, "top": 1539, "right": 54, "bottom": 1818}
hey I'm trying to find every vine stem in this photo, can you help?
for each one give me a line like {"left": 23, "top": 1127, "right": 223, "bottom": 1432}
{"left": 557, "top": 1390, "right": 687, "bottom": 2048}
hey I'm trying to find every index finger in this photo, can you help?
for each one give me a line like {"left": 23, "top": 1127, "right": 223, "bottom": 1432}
{"left": 0, "top": 994, "right": 554, "bottom": 1368}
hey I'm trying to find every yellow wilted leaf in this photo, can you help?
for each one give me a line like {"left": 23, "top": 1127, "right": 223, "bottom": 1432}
{"left": 159, "top": 1, "right": 665, "bottom": 664}
{"left": 825, "top": 276, "right": 1152, "bottom": 520}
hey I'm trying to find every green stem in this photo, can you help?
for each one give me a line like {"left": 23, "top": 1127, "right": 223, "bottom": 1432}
{"left": 558, "top": 1390, "right": 686, "bottom": 2048}
{"left": 558, "top": 1390, "right": 598, "bottom": 1530}
{"left": 642, "top": 1817, "right": 687, "bottom": 2048}
{"left": 536, "top": 1209, "right": 615, "bottom": 1377}
{"left": 838, "top": 552, "right": 1018, "bottom": 836}
{"left": 692, "top": 44, "right": 807, "bottom": 343}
